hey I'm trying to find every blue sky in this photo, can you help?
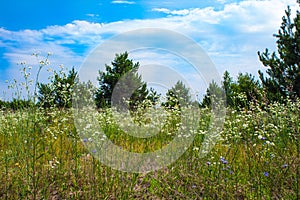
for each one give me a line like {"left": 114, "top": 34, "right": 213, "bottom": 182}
{"left": 0, "top": 0, "right": 298, "bottom": 100}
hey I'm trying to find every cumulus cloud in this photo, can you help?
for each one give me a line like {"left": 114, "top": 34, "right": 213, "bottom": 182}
{"left": 43, "top": 20, "right": 103, "bottom": 36}
{"left": 0, "top": 0, "right": 298, "bottom": 98}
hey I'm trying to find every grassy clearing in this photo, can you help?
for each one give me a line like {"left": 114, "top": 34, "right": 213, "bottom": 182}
{"left": 0, "top": 99, "right": 299, "bottom": 199}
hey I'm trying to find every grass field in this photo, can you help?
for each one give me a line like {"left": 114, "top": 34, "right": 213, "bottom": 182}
{"left": 0, "top": 98, "right": 299, "bottom": 199}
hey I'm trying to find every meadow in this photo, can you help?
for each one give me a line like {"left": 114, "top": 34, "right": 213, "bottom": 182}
{"left": 0, "top": 95, "right": 299, "bottom": 199}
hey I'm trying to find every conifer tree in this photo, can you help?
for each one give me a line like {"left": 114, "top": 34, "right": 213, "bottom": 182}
{"left": 95, "top": 52, "right": 149, "bottom": 110}
{"left": 258, "top": 4, "right": 300, "bottom": 102}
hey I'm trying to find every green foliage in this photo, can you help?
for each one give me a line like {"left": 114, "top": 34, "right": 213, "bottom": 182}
{"left": 72, "top": 80, "right": 96, "bottom": 109}
{"left": 222, "top": 70, "right": 234, "bottom": 107}
{"left": 128, "top": 81, "right": 149, "bottom": 111}
{"left": 0, "top": 98, "right": 34, "bottom": 110}
{"left": 231, "top": 73, "right": 263, "bottom": 108}
{"left": 163, "top": 80, "right": 192, "bottom": 110}
{"left": 201, "top": 80, "right": 224, "bottom": 108}
{"left": 0, "top": 100, "right": 5, "bottom": 108}
{"left": 9, "top": 98, "right": 34, "bottom": 110}
{"left": 38, "top": 67, "right": 77, "bottom": 108}
{"left": 258, "top": 5, "right": 300, "bottom": 102}
{"left": 95, "top": 52, "right": 149, "bottom": 110}
{"left": 202, "top": 72, "right": 263, "bottom": 109}
{"left": 146, "top": 88, "right": 161, "bottom": 106}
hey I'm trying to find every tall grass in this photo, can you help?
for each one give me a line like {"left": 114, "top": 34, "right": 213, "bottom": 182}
{"left": 0, "top": 61, "right": 299, "bottom": 199}
{"left": 0, "top": 98, "right": 298, "bottom": 199}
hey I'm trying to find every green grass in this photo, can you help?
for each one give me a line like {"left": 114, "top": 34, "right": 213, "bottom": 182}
{"left": 0, "top": 99, "right": 299, "bottom": 199}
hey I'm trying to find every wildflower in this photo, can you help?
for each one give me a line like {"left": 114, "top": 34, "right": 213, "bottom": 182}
{"left": 263, "top": 172, "right": 269, "bottom": 177}
{"left": 258, "top": 135, "right": 266, "bottom": 140}
{"left": 206, "top": 161, "right": 211, "bottom": 166}
{"left": 193, "top": 147, "right": 199, "bottom": 151}
{"left": 49, "top": 157, "right": 60, "bottom": 169}
{"left": 282, "top": 164, "right": 288, "bottom": 168}
{"left": 82, "top": 138, "right": 88, "bottom": 143}
{"left": 92, "top": 149, "right": 97, "bottom": 154}
{"left": 220, "top": 157, "right": 228, "bottom": 164}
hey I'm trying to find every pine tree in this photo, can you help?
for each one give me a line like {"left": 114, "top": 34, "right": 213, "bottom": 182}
{"left": 164, "top": 80, "right": 192, "bottom": 110}
{"left": 201, "top": 80, "right": 224, "bottom": 108}
{"left": 202, "top": 72, "right": 262, "bottom": 109}
{"left": 222, "top": 71, "right": 234, "bottom": 107}
{"left": 258, "top": 4, "right": 300, "bottom": 102}
{"left": 95, "top": 52, "right": 149, "bottom": 110}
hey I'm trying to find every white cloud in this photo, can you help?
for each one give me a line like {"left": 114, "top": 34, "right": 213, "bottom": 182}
{"left": 216, "top": 0, "right": 227, "bottom": 4}
{"left": 152, "top": 8, "right": 190, "bottom": 16}
{"left": 86, "top": 13, "right": 100, "bottom": 18}
{"left": 42, "top": 20, "right": 103, "bottom": 35}
{"left": 111, "top": 1, "right": 136, "bottom": 4}
{"left": 0, "top": 0, "right": 298, "bottom": 99}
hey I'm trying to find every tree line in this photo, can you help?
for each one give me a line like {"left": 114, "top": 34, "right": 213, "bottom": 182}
{"left": 1, "top": 3, "right": 299, "bottom": 110}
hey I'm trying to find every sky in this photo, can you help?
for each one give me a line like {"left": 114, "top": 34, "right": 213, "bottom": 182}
{"left": 0, "top": 0, "right": 298, "bottom": 100}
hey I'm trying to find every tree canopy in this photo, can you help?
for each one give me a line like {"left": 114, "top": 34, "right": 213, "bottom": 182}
{"left": 95, "top": 52, "right": 149, "bottom": 110}
{"left": 258, "top": 4, "right": 300, "bottom": 102}
{"left": 38, "top": 67, "right": 77, "bottom": 108}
